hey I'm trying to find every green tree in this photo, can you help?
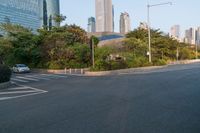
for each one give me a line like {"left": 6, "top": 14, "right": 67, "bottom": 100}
{"left": 53, "top": 14, "right": 67, "bottom": 25}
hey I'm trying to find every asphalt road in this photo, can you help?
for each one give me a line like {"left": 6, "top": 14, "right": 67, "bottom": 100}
{"left": 0, "top": 63, "right": 200, "bottom": 133}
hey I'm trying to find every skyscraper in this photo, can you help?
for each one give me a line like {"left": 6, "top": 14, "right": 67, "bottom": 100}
{"left": 40, "top": 0, "right": 60, "bottom": 29}
{"left": 95, "top": 0, "right": 114, "bottom": 32}
{"left": 170, "top": 25, "right": 180, "bottom": 41}
{"left": 120, "top": 12, "right": 131, "bottom": 34}
{"left": 87, "top": 17, "right": 96, "bottom": 33}
{"left": 0, "top": 0, "right": 40, "bottom": 32}
{"left": 185, "top": 28, "right": 196, "bottom": 44}
{"left": 196, "top": 27, "right": 200, "bottom": 45}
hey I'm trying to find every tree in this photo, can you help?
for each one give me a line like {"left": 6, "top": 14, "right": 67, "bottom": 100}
{"left": 53, "top": 14, "right": 67, "bottom": 25}
{"left": 65, "top": 24, "right": 89, "bottom": 45}
{"left": 0, "top": 23, "right": 41, "bottom": 66}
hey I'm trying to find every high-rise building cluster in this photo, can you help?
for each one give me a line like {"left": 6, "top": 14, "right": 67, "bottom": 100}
{"left": 0, "top": 0, "right": 60, "bottom": 33}
{"left": 170, "top": 25, "right": 200, "bottom": 45}
{"left": 87, "top": 0, "right": 131, "bottom": 34}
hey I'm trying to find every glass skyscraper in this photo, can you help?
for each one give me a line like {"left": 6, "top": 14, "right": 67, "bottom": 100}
{"left": 87, "top": 17, "right": 96, "bottom": 33}
{"left": 0, "top": 0, "right": 40, "bottom": 32}
{"left": 40, "top": 0, "right": 60, "bottom": 29}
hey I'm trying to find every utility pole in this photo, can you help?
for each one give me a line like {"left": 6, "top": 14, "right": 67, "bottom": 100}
{"left": 92, "top": 38, "right": 95, "bottom": 68}
{"left": 147, "top": 2, "right": 172, "bottom": 63}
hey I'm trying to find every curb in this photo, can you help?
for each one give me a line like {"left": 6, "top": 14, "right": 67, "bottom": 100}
{"left": 84, "top": 66, "right": 166, "bottom": 76}
{"left": 0, "top": 81, "right": 11, "bottom": 90}
{"left": 85, "top": 60, "right": 200, "bottom": 76}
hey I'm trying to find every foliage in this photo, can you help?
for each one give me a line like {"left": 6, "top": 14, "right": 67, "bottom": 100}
{"left": 0, "top": 65, "right": 11, "bottom": 83}
{"left": 0, "top": 24, "right": 41, "bottom": 67}
{"left": 179, "top": 47, "right": 194, "bottom": 60}
{"left": 0, "top": 23, "right": 197, "bottom": 71}
{"left": 53, "top": 14, "right": 67, "bottom": 24}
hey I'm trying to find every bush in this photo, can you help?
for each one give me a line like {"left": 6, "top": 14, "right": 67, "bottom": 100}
{"left": 153, "top": 59, "right": 167, "bottom": 66}
{"left": 109, "top": 60, "right": 127, "bottom": 70}
{"left": 0, "top": 65, "right": 12, "bottom": 83}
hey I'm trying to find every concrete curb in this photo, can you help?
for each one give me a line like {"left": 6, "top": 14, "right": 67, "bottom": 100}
{"left": 31, "top": 59, "right": 200, "bottom": 76}
{"left": 85, "top": 66, "right": 166, "bottom": 76}
{"left": 85, "top": 59, "right": 200, "bottom": 76}
{"left": 0, "top": 81, "right": 11, "bottom": 90}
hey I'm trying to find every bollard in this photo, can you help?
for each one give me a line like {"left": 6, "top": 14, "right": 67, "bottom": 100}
{"left": 65, "top": 68, "right": 67, "bottom": 74}
{"left": 70, "top": 68, "right": 72, "bottom": 74}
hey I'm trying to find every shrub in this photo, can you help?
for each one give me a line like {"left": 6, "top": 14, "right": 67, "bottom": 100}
{"left": 153, "top": 59, "right": 167, "bottom": 66}
{"left": 109, "top": 60, "right": 127, "bottom": 70}
{"left": 0, "top": 65, "right": 12, "bottom": 83}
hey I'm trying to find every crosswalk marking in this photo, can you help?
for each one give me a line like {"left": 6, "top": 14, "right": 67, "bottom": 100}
{"left": 41, "top": 74, "right": 67, "bottom": 78}
{"left": 0, "top": 85, "right": 48, "bottom": 101}
{"left": 16, "top": 76, "right": 39, "bottom": 81}
{"left": 0, "top": 90, "right": 37, "bottom": 95}
{"left": 11, "top": 73, "right": 67, "bottom": 84}
{"left": 12, "top": 78, "right": 28, "bottom": 83}
{"left": 25, "top": 75, "right": 50, "bottom": 80}
{"left": 7, "top": 86, "right": 28, "bottom": 90}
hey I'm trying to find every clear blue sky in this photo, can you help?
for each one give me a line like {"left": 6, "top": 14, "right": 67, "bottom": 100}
{"left": 60, "top": 0, "right": 200, "bottom": 35}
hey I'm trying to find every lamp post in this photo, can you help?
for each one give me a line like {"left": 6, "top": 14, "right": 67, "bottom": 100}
{"left": 196, "top": 43, "right": 198, "bottom": 59}
{"left": 147, "top": 2, "right": 172, "bottom": 63}
{"left": 92, "top": 38, "right": 95, "bottom": 68}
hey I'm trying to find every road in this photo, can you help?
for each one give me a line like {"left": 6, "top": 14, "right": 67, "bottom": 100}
{"left": 0, "top": 63, "right": 200, "bottom": 133}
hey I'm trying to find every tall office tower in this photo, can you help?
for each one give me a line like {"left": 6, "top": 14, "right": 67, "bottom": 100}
{"left": 196, "top": 27, "right": 200, "bottom": 45}
{"left": 112, "top": 5, "right": 115, "bottom": 32}
{"left": 170, "top": 25, "right": 180, "bottom": 41}
{"left": 185, "top": 28, "right": 196, "bottom": 44}
{"left": 120, "top": 12, "right": 131, "bottom": 34}
{"left": 40, "top": 0, "right": 60, "bottom": 29}
{"left": 87, "top": 17, "right": 96, "bottom": 33}
{"left": 0, "top": 0, "right": 40, "bottom": 32}
{"left": 95, "top": 0, "right": 114, "bottom": 32}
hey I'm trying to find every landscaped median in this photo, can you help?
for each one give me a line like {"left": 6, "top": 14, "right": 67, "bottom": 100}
{"left": 31, "top": 59, "right": 200, "bottom": 76}
{"left": 85, "top": 59, "right": 200, "bottom": 76}
{"left": 0, "top": 65, "right": 12, "bottom": 90}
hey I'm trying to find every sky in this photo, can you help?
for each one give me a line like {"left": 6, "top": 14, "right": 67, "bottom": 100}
{"left": 60, "top": 0, "right": 200, "bottom": 36}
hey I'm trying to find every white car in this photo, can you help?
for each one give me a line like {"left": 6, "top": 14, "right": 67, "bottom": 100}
{"left": 13, "top": 64, "right": 30, "bottom": 73}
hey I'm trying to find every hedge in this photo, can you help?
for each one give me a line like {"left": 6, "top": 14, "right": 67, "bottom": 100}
{"left": 0, "top": 65, "right": 12, "bottom": 83}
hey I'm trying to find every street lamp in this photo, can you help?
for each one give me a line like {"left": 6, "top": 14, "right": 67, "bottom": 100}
{"left": 196, "top": 43, "right": 198, "bottom": 59}
{"left": 147, "top": 2, "right": 172, "bottom": 63}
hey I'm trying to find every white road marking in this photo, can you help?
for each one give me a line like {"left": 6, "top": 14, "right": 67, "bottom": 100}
{"left": 0, "top": 85, "right": 48, "bottom": 101}
{"left": 41, "top": 74, "right": 67, "bottom": 78}
{"left": 16, "top": 76, "right": 39, "bottom": 81}
{"left": 11, "top": 81, "right": 16, "bottom": 84}
{"left": 7, "top": 86, "right": 29, "bottom": 90}
{"left": 25, "top": 75, "right": 50, "bottom": 80}
{"left": 11, "top": 78, "right": 28, "bottom": 83}
{"left": 0, "top": 91, "right": 46, "bottom": 101}
{"left": 0, "top": 90, "right": 37, "bottom": 95}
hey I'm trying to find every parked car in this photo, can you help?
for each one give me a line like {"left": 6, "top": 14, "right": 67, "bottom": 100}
{"left": 12, "top": 64, "right": 30, "bottom": 73}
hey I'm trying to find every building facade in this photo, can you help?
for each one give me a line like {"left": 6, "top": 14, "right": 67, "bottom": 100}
{"left": 184, "top": 28, "right": 196, "bottom": 45}
{"left": 87, "top": 17, "right": 96, "bottom": 33}
{"left": 120, "top": 12, "right": 131, "bottom": 34}
{"left": 40, "top": 0, "right": 60, "bottom": 29}
{"left": 95, "top": 0, "right": 114, "bottom": 32}
{"left": 196, "top": 27, "right": 200, "bottom": 45}
{"left": 170, "top": 25, "right": 180, "bottom": 41}
{"left": 0, "top": 0, "right": 40, "bottom": 32}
